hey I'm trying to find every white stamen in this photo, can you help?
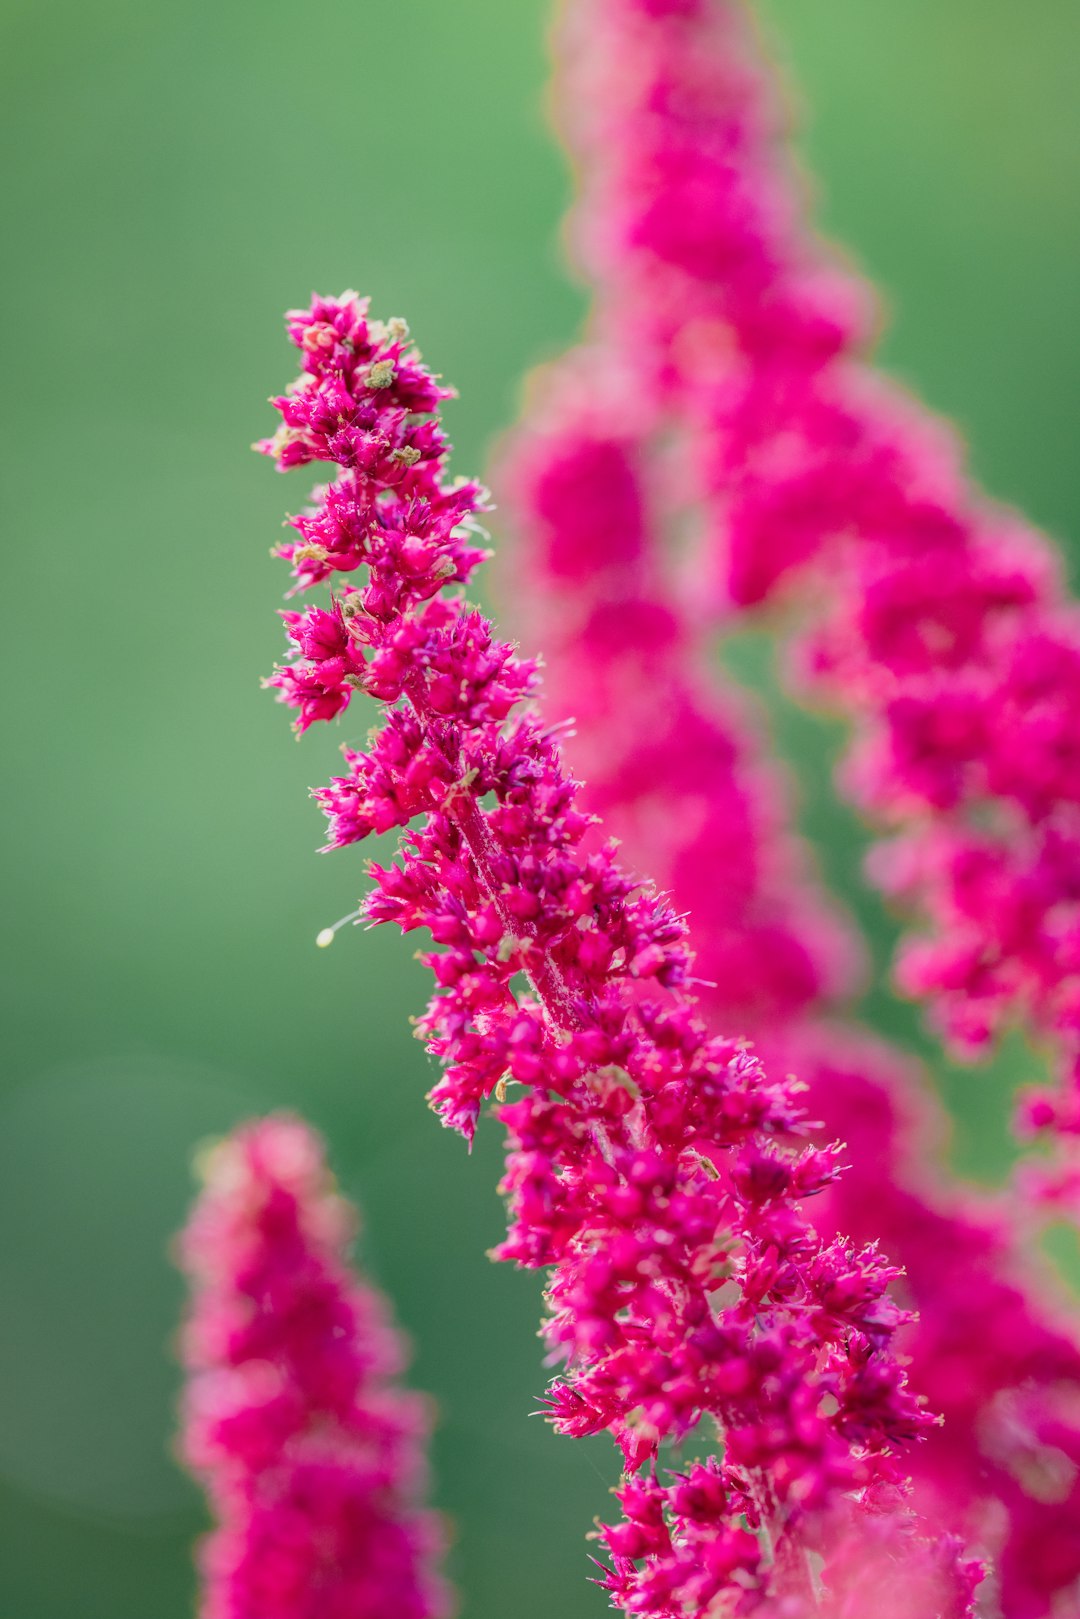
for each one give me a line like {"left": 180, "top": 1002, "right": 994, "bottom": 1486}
{"left": 316, "top": 908, "right": 363, "bottom": 948}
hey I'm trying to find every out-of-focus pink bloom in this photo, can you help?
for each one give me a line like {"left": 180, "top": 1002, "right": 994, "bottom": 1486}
{"left": 257, "top": 293, "right": 978, "bottom": 1615}
{"left": 551, "top": 0, "right": 1080, "bottom": 1178}
{"left": 177, "top": 1113, "right": 450, "bottom": 1619}
{"left": 499, "top": 357, "right": 1080, "bottom": 1617}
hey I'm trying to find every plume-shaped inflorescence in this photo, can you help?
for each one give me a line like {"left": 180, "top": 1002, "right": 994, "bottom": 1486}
{"left": 500, "top": 357, "right": 1080, "bottom": 1619}
{"left": 177, "top": 1113, "right": 450, "bottom": 1619}
{"left": 255, "top": 291, "right": 982, "bottom": 1615}
{"left": 552, "top": 0, "right": 1080, "bottom": 1201}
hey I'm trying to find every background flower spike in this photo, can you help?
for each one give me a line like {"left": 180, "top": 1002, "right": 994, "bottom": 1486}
{"left": 177, "top": 1112, "right": 451, "bottom": 1619}
{"left": 544, "top": 0, "right": 1080, "bottom": 1205}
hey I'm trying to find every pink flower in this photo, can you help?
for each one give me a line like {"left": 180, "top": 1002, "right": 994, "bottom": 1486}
{"left": 258, "top": 292, "right": 979, "bottom": 1615}
{"left": 176, "top": 1113, "right": 450, "bottom": 1619}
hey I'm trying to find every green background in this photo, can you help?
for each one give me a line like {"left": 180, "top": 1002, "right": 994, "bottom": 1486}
{"left": 2, "top": 2, "right": 1079, "bottom": 1614}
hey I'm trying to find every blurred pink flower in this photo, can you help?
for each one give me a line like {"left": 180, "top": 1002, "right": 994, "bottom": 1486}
{"left": 552, "top": 0, "right": 1080, "bottom": 1191}
{"left": 495, "top": 2, "right": 1080, "bottom": 1609}
{"left": 177, "top": 1112, "right": 450, "bottom": 1619}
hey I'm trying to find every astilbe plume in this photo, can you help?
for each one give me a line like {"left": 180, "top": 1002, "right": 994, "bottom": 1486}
{"left": 255, "top": 291, "right": 982, "bottom": 1615}
{"left": 177, "top": 1112, "right": 450, "bottom": 1619}
{"left": 551, "top": 0, "right": 1080, "bottom": 1196}
{"left": 500, "top": 360, "right": 1080, "bottom": 1619}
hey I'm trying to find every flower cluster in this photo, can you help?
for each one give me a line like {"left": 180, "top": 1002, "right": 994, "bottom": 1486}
{"left": 500, "top": 361, "right": 1080, "bottom": 1618}
{"left": 257, "top": 293, "right": 978, "bottom": 1615}
{"left": 177, "top": 1113, "right": 449, "bottom": 1619}
{"left": 550, "top": 0, "right": 1080, "bottom": 1190}
{"left": 495, "top": 359, "right": 859, "bottom": 1036}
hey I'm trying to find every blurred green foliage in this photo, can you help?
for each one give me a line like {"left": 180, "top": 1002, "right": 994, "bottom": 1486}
{"left": 1, "top": 1, "right": 1078, "bottom": 1614}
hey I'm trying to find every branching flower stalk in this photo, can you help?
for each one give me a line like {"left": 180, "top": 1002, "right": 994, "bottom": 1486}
{"left": 256, "top": 292, "right": 980, "bottom": 1615}
{"left": 500, "top": 358, "right": 1080, "bottom": 1618}
{"left": 177, "top": 1113, "right": 450, "bottom": 1619}
{"left": 551, "top": 0, "right": 1080, "bottom": 1201}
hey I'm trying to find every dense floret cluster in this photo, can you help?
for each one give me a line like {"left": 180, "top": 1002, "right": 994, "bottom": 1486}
{"left": 255, "top": 292, "right": 980, "bottom": 1614}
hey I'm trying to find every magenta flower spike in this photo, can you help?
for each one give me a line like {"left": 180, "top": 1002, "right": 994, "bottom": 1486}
{"left": 256, "top": 292, "right": 981, "bottom": 1614}
{"left": 177, "top": 1113, "right": 451, "bottom": 1619}
{"left": 548, "top": 0, "right": 1080, "bottom": 1193}
{"left": 499, "top": 357, "right": 1080, "bottom": 1618}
